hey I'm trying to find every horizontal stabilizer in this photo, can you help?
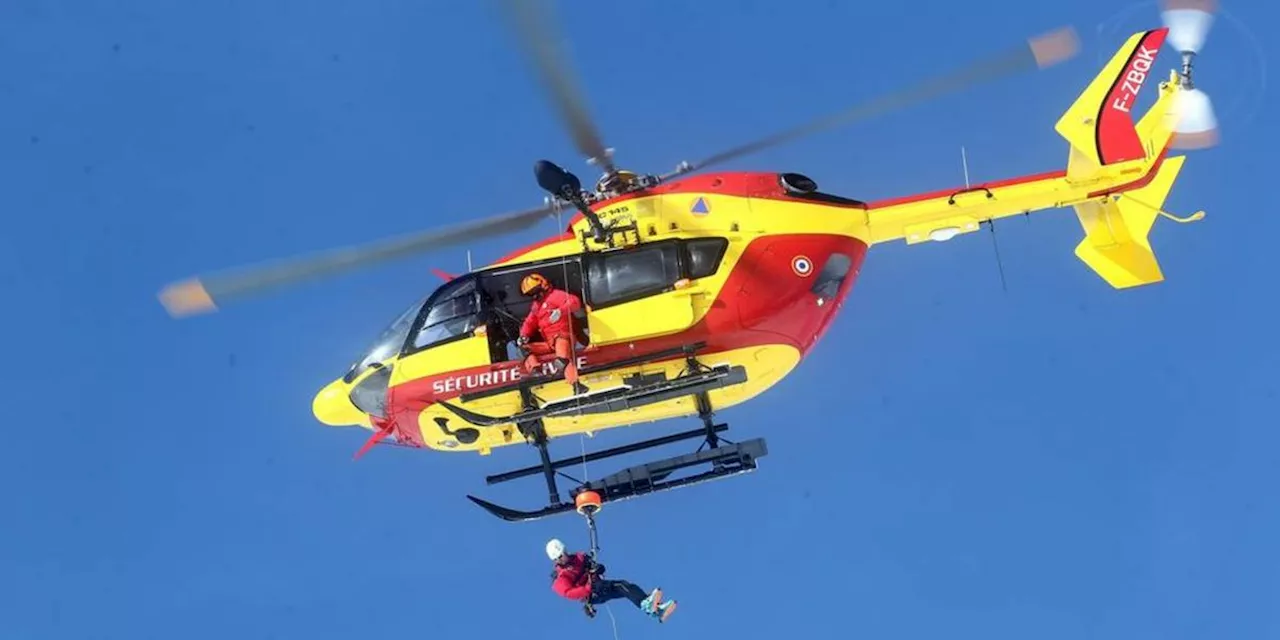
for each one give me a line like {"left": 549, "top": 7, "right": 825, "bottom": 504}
{"left": 1073, "top": 154, "right": 1193, "bottom": 288}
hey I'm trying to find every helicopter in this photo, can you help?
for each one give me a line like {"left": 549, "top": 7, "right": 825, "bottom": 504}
{"left": 157, "top": 0, "right": 1220, "bottom": 522}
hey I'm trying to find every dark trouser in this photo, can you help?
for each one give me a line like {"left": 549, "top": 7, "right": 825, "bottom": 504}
{"left": 589, "top": 579, "right": 648, "bottom": 608}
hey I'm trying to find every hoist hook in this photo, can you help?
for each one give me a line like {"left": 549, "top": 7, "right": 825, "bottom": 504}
{"left": 575, "top": 490, "right": 604, "bottom": 559}
{"left": 575, "top": 489, "right": 603, "bottom": 516}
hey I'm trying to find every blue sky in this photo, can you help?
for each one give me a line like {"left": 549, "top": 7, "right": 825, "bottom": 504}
{"left": 2, "top": 1, "right": 1277, "bottom": 638}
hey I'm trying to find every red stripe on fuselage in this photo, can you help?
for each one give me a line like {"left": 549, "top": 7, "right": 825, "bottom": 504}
{"left": 861, "top": 133, "right": 1172, "bottom": 210}
{"left": 864, "top": 169, "right": 1068, "bottom": 210}
{"left": 494, "top": 230, "right": 576, "bottom": 265}
{"left": 1087, "top": 140, "right": 1172, "bottom": 198}
{"left": 548, "top": 172, "right": 864, "bottom": 239}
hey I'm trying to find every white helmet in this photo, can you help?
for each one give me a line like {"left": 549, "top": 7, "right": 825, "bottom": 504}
{"left": 545, "top": 538, "right": 566, "bottom": 560}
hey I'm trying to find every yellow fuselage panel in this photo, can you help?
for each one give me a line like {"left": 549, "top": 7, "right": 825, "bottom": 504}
{"left": 408, "top": 343, "right": 802, "bottom": 453}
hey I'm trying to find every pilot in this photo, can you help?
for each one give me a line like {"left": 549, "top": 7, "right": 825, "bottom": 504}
{"left": 546, "top": 538, "right": 676, "bottom": 622}
{"left": 517, "top": 273, "right": 588, "bottom": 394}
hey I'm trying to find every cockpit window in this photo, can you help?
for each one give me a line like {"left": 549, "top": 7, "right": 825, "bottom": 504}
{"left": 409, "top": 276, "right": 481, "bottom": 351}
{"left": 344, "top": 296, "right": 426, "bottom": 382}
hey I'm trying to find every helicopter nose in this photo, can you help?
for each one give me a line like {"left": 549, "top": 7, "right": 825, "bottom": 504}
{"left": 312, "top": 378, "right": 368, "bottom": 427}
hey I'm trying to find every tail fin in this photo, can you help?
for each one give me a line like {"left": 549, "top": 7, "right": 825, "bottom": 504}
{"left": 1057, "top": 27, "right": 1201, "bottom": 288}
{"left": 1055, "top": 27, "right": 1171, "bottom": 179}
{"left": 859, "top": 27, "right": 1201, "bottom": 290}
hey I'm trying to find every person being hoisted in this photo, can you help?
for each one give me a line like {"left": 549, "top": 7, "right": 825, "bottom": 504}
{"left": 546, "top": 490, "right": 677, "bottom": 623}
{"left": 517, "top": 272, "right": 589, "bottom": 395}
{"left": 546, "top": 539, "right": 676, "bottom": 622}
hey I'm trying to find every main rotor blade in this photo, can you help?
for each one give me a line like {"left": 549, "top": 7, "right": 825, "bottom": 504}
{"left": 497, "top": 0, "right": 615, "bottom": 173}
{"left": 157, "top": 204, "right": 556, "bottom": 318}
{"left": 675, "top": 26, "right": 1081, "bottom": 175}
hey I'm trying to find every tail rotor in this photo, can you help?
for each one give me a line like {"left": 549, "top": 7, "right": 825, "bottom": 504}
{"left": 1161, "top": 0, "right": 1219, "bottom": 149}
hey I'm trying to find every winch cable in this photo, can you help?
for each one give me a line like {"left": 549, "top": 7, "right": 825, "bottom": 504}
{"left": 556, "top": 210, "right": 583, "bottom": 393}
{"left": 555, "top": 208, "right": 618, "bottom": 638}
{"left": 579, "top": 433, "right": 619, "bottom": 640}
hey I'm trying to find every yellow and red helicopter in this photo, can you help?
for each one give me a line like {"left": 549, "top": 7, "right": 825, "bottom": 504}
{"left": 158, "top": 0, "right": 1220, "bottom": 522}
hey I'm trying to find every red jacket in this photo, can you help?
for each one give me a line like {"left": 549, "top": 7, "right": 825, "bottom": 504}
{"left": 551, "top": 552, "right": 594, "bottom": 600}
{"left": 521, "top": 289, "right": 582, "bottom": 341}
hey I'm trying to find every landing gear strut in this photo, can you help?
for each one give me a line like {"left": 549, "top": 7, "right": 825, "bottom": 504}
{"left": 465, "top": 352, "right": 769, "bottom": 522}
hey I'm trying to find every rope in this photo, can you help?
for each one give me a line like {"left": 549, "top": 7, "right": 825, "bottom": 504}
{"left": 579, "top": 433, "right": 601, "bottom": 560}
{"left": 558, "top": 209, "right": 581, "bottom": 389}
{"left": 562, "top": 207, "right": 615, "bottom": 639}
{"left": 605, "top": 604, "right": 620, "bottom": 640}
{"left": 581, "top": 434, "right": 619, "bottom": 640}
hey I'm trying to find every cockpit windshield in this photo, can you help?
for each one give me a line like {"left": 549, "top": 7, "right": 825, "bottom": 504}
{"left": 344, "top": 296, "right": 426, "bottom": 382}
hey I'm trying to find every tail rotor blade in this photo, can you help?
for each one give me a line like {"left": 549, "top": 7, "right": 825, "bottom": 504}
{"left": 1161, "top": 0, "right": 1216, "bottom": 54}
{"left": 669, "top": 26, "right": 1080, "bottom": 177}
{"left": 1171, "top": 87, "right": 1219, "bottom": 149}
{"left": 157, "top": 204, "right": 556, "bottom": 317}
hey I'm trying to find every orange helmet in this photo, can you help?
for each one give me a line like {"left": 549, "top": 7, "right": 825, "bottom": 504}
{"left": 520, "top": 273, "right": 550, "bottom": 296}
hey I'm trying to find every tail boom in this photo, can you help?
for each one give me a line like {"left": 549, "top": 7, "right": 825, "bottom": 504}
{"left": 859, "top": 27, "right": 1197, "bottom": 289}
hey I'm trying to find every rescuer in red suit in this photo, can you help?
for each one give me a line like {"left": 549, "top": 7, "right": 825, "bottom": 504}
{"left": 517, "top": 273, "right": 589, "bottom": 394}
{"left": 545, "top": 538, "right": 676, "bottom": 622}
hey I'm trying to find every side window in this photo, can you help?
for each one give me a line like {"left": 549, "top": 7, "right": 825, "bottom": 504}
{"left": 586, "top": 242, "right": 681, "bottom": 308}
{"left": 684, "top": 238, "right": 728, "bottom": 279}
{"left": 410, "top": 277, "right": 480, "bottom": 350}
{"left": 811, "top": 253, "right": 853, "bottom": 299}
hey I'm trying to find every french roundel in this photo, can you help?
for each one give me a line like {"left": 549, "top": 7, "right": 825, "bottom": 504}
{"left": 792, "top": 255, "right": 813, "bottom": 277}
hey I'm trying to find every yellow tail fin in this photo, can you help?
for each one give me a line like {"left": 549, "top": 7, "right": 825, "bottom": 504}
{"left": 1055, "top": 27, "right": 1172, "bottom": 180}
{"left": 1057, "top": 27, "right": 1200, "bottom": 287}
{"left": 861, "top": 27, "right": 1200, "bottom": 290}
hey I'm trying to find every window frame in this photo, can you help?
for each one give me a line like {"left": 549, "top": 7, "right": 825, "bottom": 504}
{"left": 343, "top": 295, "right": 428, "bottom": 383}
{"left": 476, "top": 255, "right": 587, "bottom": 361}
{"left": 400, "top": 274, "right": 484, "bottom": 356}
{"left": 579, "top": 236, "right": 732, "bottom": 310}
{"left": 683, "top": 237, "right": 729, "bottom": 280}
{"left": 582, "top": 239, "right": 685, "bottom": 310}
{"left": 810, "top": 252, "right": 854, "bottom": 299}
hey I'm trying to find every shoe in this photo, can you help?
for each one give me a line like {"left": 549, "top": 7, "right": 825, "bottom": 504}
{"left": 639, "top": 588, "right": 662, "bottom": 614}
{"left": 522, "top": 354, "right": 540, "bottom": 373}
{"left": 656, "top": 600, "right": 677, "bottom": 623}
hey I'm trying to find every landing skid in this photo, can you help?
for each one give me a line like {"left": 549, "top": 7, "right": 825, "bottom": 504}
{"left": 462, "top": 350, "right": 769, "bottom": 522}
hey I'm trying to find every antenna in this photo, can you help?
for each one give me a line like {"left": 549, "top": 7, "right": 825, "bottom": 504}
{"left": 964, "top": 146, "right": 1008, "bottom": 293}
{"left": 467, "top": 250, "right": 473, "bottom": 272}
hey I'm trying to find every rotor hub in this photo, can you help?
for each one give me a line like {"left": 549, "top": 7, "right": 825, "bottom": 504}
{"left": 1178, "top": 50, "right": 1197, "bottom": 89}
